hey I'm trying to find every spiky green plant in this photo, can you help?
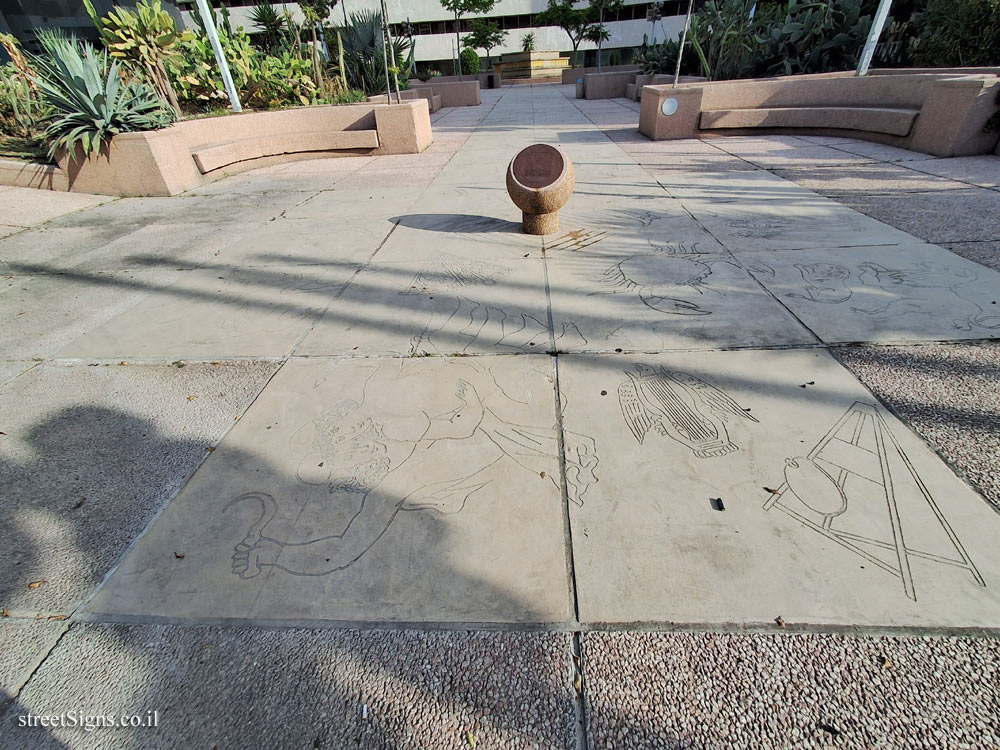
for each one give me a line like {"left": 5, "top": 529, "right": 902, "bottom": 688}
{"left": 30, "top": 31, "right": 174, "bottom": 161}
{"left": 336, "top": 9, "right": 413, "bottom": 95}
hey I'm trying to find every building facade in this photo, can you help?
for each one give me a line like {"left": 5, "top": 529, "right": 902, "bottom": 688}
{"left": 172, "top": 0, "right": 687, "bottom": 68}
{"left": 0, "top": 0, "right": 182, "bottom": 52}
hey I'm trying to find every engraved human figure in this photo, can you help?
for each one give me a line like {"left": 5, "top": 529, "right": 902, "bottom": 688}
{"left": 227, "top": 363, "right": 598, "bottom": 578}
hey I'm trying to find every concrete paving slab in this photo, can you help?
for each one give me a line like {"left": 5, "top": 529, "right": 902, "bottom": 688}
{"left": 729, "top": 146, "right": 874, "bottom": 169}
{"left": 0, "top": 620, "right": 66, "bottom": 703}
{"left": 276, "top": 155, "right": 376, "bottom": 173}
{"left": 823, "top": 140, "right": 938, "bottom": 162}
{"left": 86, "top": 356, "right": 574, "bottom": 624}
{"left": 372, "top": 221, "right": 541, "bottom": 264}
{"left": 44, "top": 196, "right": 208, "bottom": 229}
{"left": 297, "top": 258, "right": 549, "bottom": 357}
{"left": 906, "top": 155, "right": 1000, "bottom": 189}
{"left": 844, "top": 187, "right": 1000, "bottom": 244}
{"left": 560, "top": 348, "right": 1000, "bottom": 627}
{"left": 7, "top": 623, "right": 575, "bottom": 749}
{"left": 546, "top": 240, "right": 816, "bottom": 352}
{"left": 0, "top": 188, "right": 108, "bottom": 227}
{"left": 0, "top": 224, "right": 142, "bottom": 274}
{"left": 682, "top": 193, "right": 913, "bottom": 251}
{"left": 58, "top": 263, "right": 358, "bottom": 359}
{"left": 183, "top": 169, "right": 345, "bottom": 195}
{"left": 584, "top": 631, "right": 1000, "bottom": 750}
{"left": 655, "top": 167, "right": 816, "bottom": 201}
{"left": 0, "top": 269, "right": 183, "bottom": 361}
{"left": 633, "top": 153, "right": 760, "bottom": 173}
{"left": 282, "top": 186, "right": 422, "bottom": 221}
{"left": 707, "top": 135, "right": 829, "bottom": 153}
{"left": 0, "top": 360, "right": 36, "bottom": 388}
{"left": 332, "top": 168, "right": 438, "bottom": 192}
{"left": 771, "top": 162, "right": 966, "bottom": 198}
{"left": 743, "top": 243, "right": 1000, "bottom": 344}
{"left": 0, "top": 360, "right": 279, "bottom": 614}
{"left": 944, "top": 240, "right": 1000, "bottom": 272}
{"left": 211, "top": 217, "right": 392, "bottom": 267}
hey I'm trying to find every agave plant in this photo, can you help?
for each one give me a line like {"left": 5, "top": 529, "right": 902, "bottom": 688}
{"left": 30, "top": 31, "right": 174, "bottom": 161}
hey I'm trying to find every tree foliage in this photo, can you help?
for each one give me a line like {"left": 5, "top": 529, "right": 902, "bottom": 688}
{"left": 534, "top": 0, "right": 609, "bottom": 66}
{"left": 462, "top": 19, "right": 507, "bottom": 66}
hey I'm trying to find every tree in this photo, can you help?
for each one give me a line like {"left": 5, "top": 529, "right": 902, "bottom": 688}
{"left": 588, "top": 0, "right": 623, "bottom": 70}
{"left": 440, "top": 0, "right": 497, "bottom": 79}
{"left": 534, "top": 0, "right": 606, "bottom": 68}
{"left": 300, "top": 0, "right": 338, "bottom": 90}
{"left": 462, "top": 18, "right": 507, "bottom": 69}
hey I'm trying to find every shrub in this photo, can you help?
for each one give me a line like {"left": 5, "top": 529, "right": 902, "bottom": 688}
{"left": 460, "top": 47, "right": 480, "bottom": 75}
{"left": 638, "top": 0, "right": 873, "bottom": 81}
{"left": 336, "top": 9, "right": 414, "bottom": 95}
{"left": 168, "top": 27, "right": 319, "bottom": 109}
{"left": 30, "top": 31, "right": 174, "bottom": 160}
{"left": 82, "top": 0, "right": 183, "bottom": 112}
{"left": 521, "top": 32, "right": 536, "bottom": 52}
{"left": 913, "top": 0, "right": 1000, "bottom": 67}
{"left": 0, "top": 65, "right": 50, "bottom": 139}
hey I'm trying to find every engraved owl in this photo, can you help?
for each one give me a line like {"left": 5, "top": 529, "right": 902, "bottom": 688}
{"left": 618, "top": 364, "right": 759, "bottom": 458}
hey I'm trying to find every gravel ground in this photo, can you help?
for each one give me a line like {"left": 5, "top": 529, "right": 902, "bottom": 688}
{"left": 834, "top": 343, "right": 1000, "bottom": 512}
{"left": 4, "top": 623, "right": 576, "bottom": 750}
{"left": 583, "top": 631, "right": 1000, "bottom": 750}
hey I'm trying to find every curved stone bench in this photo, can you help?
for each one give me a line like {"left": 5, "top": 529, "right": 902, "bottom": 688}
{"left": 192, "top": 130, "right": 379, "bottom": 174}
{"left": 639, "top": 69, "right": 1000, "bottom": 157}
{"left": 699, "top": 106, "right": 919, "bottom": 137}
{"left": 50, "top": 100, "right": 432, "bottom": 196}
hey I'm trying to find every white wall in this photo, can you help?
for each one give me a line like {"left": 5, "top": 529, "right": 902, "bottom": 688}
{"left": 180, "top": 1, "right": 687, "bottom": 64}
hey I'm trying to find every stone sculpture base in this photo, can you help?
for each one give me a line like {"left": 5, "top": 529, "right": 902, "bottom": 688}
{"left": 522, "top": 211, "right": 559, "bottom": 235}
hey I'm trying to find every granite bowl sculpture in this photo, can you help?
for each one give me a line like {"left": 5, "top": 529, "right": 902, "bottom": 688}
{"left": 505, "top": 144, "right": 575, "bottom": 235}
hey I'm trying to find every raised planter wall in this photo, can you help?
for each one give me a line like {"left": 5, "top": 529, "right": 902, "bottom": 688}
{"left": 583, "top": 71, "right": 640, "bottom": 100}
{"left": 561, "top": 65, "right": 640, "bottom": 85}
{"left": 639, "top": 70, "right": 1000, "bottom": 157}
{"left": 410, "top": 80, "right": 481, "bottom": 107}
{"left": 414, "top": 73, "right": 490, "bottom": 89}
{"left": 7, "top": 100, "right": 432, "bottom": 197}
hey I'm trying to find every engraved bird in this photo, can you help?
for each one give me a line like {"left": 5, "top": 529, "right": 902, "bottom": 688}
{"left": 618, "top": 364, "right": 758, "bottom": 458}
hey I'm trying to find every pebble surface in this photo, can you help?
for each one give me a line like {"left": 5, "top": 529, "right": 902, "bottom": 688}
{"left": 6, "top": 623, "right": 576, "bottom": 750}
{"left": 835, "top": 342, "right": 1000, "bottom": 512}
{"left": 584, "top": 631, "right": 1000, "bottom": 750}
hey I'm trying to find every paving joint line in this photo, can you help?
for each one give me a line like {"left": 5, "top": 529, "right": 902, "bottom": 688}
{"left": 0, "top": 619, "right": 73, "bottom": 721}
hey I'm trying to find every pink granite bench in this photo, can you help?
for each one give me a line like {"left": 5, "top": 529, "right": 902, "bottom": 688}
{"left": 192, "top": 130, "right": 379, "bottom": 174}
{"left": 639, "top": 70, "right": 1000, "bottom": 157}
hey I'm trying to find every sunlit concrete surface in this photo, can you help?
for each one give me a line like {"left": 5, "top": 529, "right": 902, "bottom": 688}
{"left": 3, "top": 85, "right": 1000, "bottom": 748}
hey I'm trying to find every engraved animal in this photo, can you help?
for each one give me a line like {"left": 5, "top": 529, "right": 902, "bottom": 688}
{"left": 853, "top": 262, "right": 1000, "bottom": 330}
{"left": 601, "top": 244, "right": 740, "bottom": 316}
{"left": 787, "top": 262, "right": 852, "bottom": 304}
{"left": 618, "top": 364, "right": 758, "bottom": 458}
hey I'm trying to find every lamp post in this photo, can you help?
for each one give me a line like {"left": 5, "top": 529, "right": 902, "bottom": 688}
{"left": 193, "top": 0, "right": 242, "bottom": 112}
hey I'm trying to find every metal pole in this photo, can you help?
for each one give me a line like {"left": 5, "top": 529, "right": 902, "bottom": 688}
{"left": 194, "top": 0, "right": 242, "bottom": 112}
{"left": 673, "top": 0, "right": 695, "bottom": 88}
{"left": 857, "top": 0, "right": 893, "bottom": 77}
{"left": 380, "top": 8, "right": 392, "bottom": 104}
{"left": 380, "top": 0, "right": 401, "bottom": 103}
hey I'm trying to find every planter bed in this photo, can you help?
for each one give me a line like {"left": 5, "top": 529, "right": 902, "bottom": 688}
{"left": 0, "top": 99, "right": 432, "bottom": 197}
